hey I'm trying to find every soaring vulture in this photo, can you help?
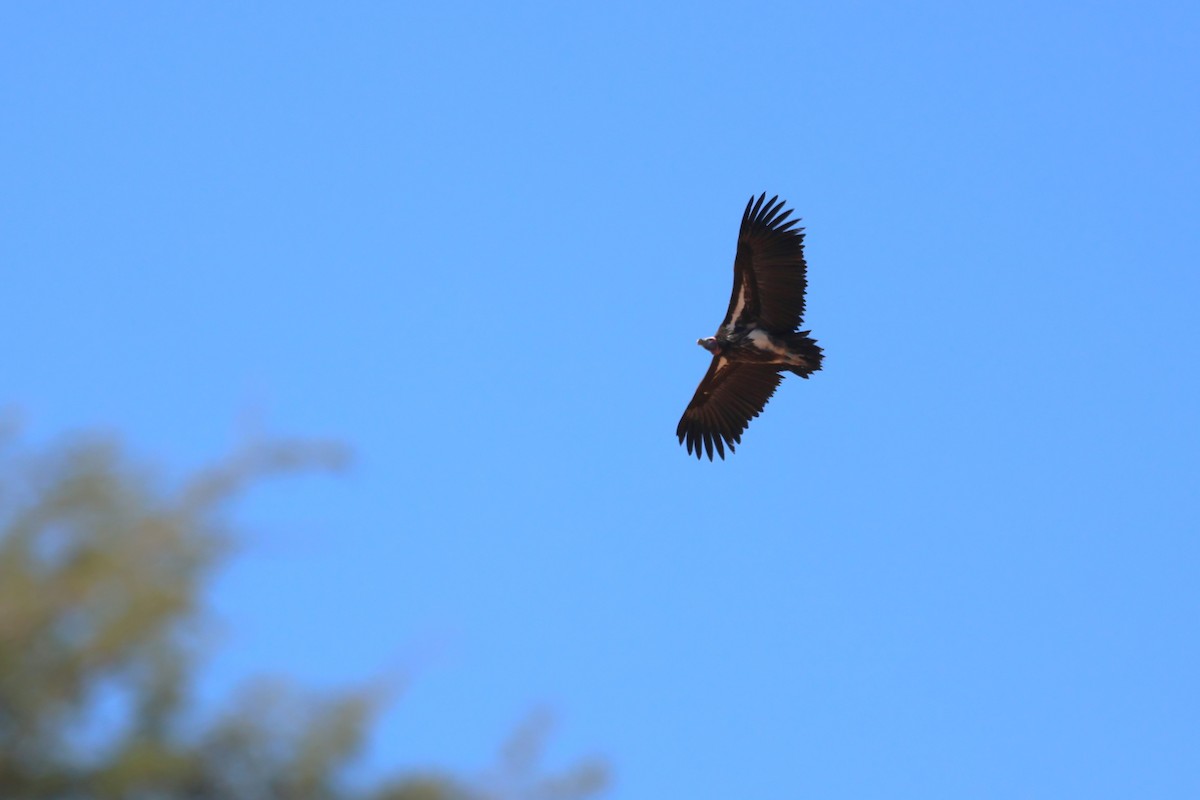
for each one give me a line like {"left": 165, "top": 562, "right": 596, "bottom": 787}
{"left": 676, "top": 193, "right": 823, "bottom": 460}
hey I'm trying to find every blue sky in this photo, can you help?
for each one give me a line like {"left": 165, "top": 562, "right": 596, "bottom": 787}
{"left": 3, "top": 2, "right": 1198, "bottom": 797}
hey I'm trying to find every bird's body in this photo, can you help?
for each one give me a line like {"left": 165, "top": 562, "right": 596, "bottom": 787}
{"left": 677, "top": 193, "right": 822, "bottom": 460}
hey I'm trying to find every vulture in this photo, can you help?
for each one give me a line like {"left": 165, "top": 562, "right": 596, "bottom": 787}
{"left": 676, "top": 193, "right": 823, "bottom": 460}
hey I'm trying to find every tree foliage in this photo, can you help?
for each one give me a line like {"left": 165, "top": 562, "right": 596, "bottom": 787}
{"left": 0, "top": 428, "right": 606, "bottom": 800}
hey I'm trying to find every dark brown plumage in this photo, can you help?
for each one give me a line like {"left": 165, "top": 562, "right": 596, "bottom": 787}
{"left": 677, "top": 194, "right": 823, "bottom": 460}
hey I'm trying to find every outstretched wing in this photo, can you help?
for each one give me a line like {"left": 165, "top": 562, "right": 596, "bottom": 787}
{"left": 676, "top": 358, "right": 784, "bottom": 460}
{"left": 721, "top": 193, "right": 808, "bottom": 333}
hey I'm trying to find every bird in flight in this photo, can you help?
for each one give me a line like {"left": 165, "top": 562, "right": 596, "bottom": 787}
{"left": 677, "top": 193, "right": 823, "bottom": 460}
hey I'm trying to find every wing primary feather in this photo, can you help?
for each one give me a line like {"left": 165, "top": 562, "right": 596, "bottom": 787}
{"left": 760, "top": 199, "right": 782, "bottom": 226}
{"left": 747, "top": 192, "right": 767, "bottom": 222}
{"left": 743, "top": 194, "right": 758, "bottom": 220}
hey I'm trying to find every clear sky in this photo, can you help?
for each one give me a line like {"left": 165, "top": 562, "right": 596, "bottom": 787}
{"left": 3, "top": 2, "right": 1198, "bottom": 797}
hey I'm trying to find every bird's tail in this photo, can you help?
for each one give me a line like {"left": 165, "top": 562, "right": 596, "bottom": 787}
{"left": 787, "top": 331, "right": 823, "bottom": 378}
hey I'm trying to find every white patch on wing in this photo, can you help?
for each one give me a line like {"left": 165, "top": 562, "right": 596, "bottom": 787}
{"left": 729, "top": 280, "right": 750, "bottom": 325}
{"left": 703, "top": 357, "right": 730, "bottom": 396}
{"left": 746, "top": 329, "right": 798, "bottom": 363}
{"left": 747, "top": 329, "right": 786, "bottom": 358}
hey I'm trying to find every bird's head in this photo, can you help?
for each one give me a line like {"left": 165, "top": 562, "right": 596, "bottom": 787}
{"left": 697, "top": 337, "right": 723, "bottom": 355}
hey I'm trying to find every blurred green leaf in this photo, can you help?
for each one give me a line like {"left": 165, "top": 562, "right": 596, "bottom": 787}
{"left": 0, "top": 428, "right": 606, "bottom": 800}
